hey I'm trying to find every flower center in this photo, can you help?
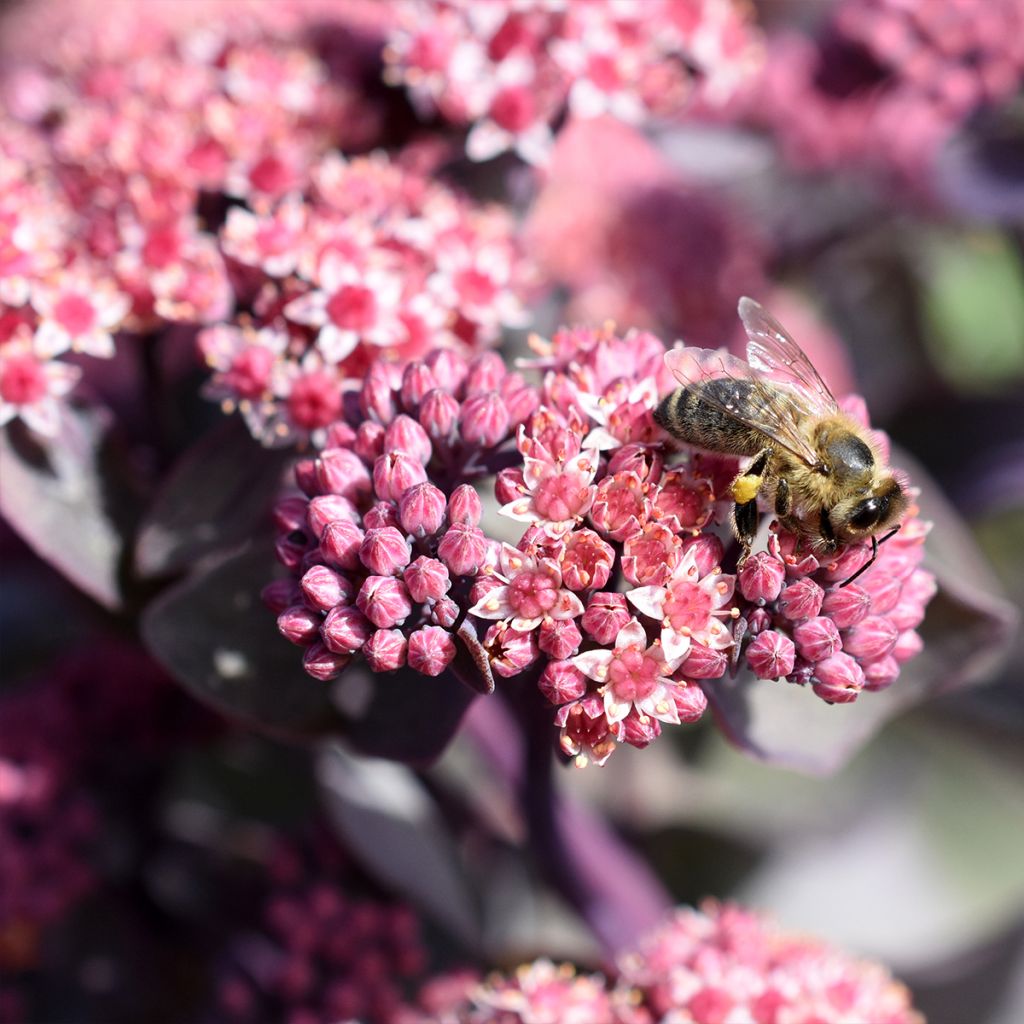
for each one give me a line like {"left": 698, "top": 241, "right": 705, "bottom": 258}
{"left": 490, "top": 85, "right": 536, "bottom": 132}
{"left": 226, "top": 346, "right": 276, "bottom": 399}
{"left": 453, "top": 268, "right": 497, "bottom": 307}
{"left": 607, "top": 644, "right": 660, "bottom": 703}
{"left": 507, "top": 569, "right": 558, "bottom": 620}
{"left": 53, "top": 292, "right": 97, "bottom": 335}
{"left": 663, "top": 580, "right": 713, "bottom": 634}
{"left": 326, "top": 284, "right": 377, "bottom": 331}
{"left": 0, "top": 355, "right": 47, "bottom": 405}
{"left": 534, "top": 472, "right": 592, "bottom": 523}
{"left": 287, "top": 370, "right": 342, "bottom": 429}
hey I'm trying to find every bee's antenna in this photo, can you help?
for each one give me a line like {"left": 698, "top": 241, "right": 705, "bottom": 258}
{"left": 839, "top": 524, "right": 901, "bottom": 588}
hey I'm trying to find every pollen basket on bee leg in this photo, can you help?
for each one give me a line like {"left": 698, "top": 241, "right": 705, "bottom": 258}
{"left": 732, "top": 475, "right": 762, "bottom": 505}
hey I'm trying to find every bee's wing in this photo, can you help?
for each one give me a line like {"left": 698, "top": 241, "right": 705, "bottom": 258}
{"left": 664, "top": 345, "right": 822, "bottom": 467}
{"left": 738, "top": 297, "right": 839, "bottom": 416}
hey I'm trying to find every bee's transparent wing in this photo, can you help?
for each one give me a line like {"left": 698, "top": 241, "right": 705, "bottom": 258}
{"left": 664, "top": 345, "right": 822, "bottom": 467}
{"left": 738, "top": 297, "right": 838, "bottom": 416}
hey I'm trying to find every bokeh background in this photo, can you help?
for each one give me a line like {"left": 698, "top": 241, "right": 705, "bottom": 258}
{"left": 1, "top": 1, "right": 1022, "bottom": 1022}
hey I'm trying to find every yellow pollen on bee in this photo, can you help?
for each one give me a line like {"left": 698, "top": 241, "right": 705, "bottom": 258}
{"left": 732, "top": 475, "right": 762, "bottom": 504}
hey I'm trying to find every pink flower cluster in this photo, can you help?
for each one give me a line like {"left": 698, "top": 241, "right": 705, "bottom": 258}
{"left": 217, "top": 836, "right": 428, "bottom": 1024}
{"left": 384, "top": 0, "right": 759, "bottom": 164}
{"left": 398, "top": 903, "right": 921, "bottom": 1024}
{"left": 745, "top": 0, "right": 1024, "bottom": 183}
{"left": 0, "top": 0, "right": 529, "bottom": 442}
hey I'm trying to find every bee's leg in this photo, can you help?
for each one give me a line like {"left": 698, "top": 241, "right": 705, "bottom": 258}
{"left": 840, "top": 525, "right": 901, "bottom": 587}
{"left": 732, "top": 499, "right": 759, "bottom": 563}
{"left": 730, "top": 448, "right": 771, "bottom": 563}
{"left": 775, "top": 477, "right": 792, "bottom": 518}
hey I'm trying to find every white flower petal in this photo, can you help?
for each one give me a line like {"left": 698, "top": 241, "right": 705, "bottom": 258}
{"left": 468, "top": 585, "right": 513, "bottom": 621}
{"left": 661, "top": 628, "right": 692, "bottom": 665}
{"left": 615, "top": 618, "right": 647, "bottom": 650}
{"left": 572, "top": 649, "right": 613, "bottom": 682}
{"left": 626, "top": 586, "right": 665, "bottom": 619}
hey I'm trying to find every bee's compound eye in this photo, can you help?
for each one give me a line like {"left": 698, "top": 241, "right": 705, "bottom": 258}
{"left": 849, "top": 497, "right": 882, "bottom": 530}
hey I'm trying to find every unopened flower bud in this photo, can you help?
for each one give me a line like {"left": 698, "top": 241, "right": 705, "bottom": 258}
{"left": 354, "top": 421, "right": 385, "bottom": 463}
{"left": 303, "top": 642, "right": 351, "bottom": 681}
{"left": 385, "top": 414, "right": 432, "bottom": 464}
{"left": 581, "top": 592, "right": 630, "bottom": 644}
{"left": 495, "top": 467, "right": 526, "bottom": 506}
{"left": 681, "top": 534, "right": 724, "bottom": 577}
{"left": 400, "top": 363, "right": 438, "bottom": 411}
{"left": 275, "top": 531, "right": 310, "bottom": 572}
{"left": 373, "top": 451, "right": 428, "bottom": 502}
{"left": 448, "top": 484, "right": 482, "bottom": 526}
{"left": 437, "top": 522, "right": 487, "bottom": 576}
{"left": 321, "top": 605, "right": 373, "bottom": 653}
{"left": 821, "top": 583, "right": 871, "bottom": 629}
{"left": 538, "top": 659, "right": 587, "bottom": 703}
{"left": 294, "top": 458, "right": 318, "bottom": 497}
{"left": 672, "top": 682, "right": 708, "bottom": 722}
{"left": 356, "top": 576, "right": 413, "bottom": 628}
{"left": 262, "top": 579, "right": 301, "bottom": 613}
{"left": 793, "top": 616, "right": 842, "bottom": 662}
{"left": 315, "top": 448, "right": 373, "bottom": 501}
{"left": 460, "top": 392, "right": 509, "bottom": 448}
{"left": 746, "top": 630, "right": 796, "bottom": 680}
{"left": 745, "top": 607, "right": 772, "bottom": 635}
{"left": 861, "top": 571, "right": 902, "bottom": 614}
{"left": 407, "top": 626, "right": 456, "bottom": 676}
{"left": 503, "top": 384, "right": 539, "bottom": 426}
{"left": 324, "top": 422, "right": 356, "bottom": 448}
{"left": 893, "top": 629, "right": 923, "bottom": 663}
{"left": 363, "top": 629, "right": 407, "bottom": 673}
{"left": 277, "top": 605, "right": 321, "bottom": 646}
{"left": 464, "top": 352, "right": 505, "bottom": 394}
{"left": 399, "top": 481, "right": 446, "bottom": 537}
{"left": 425, "top": 348, "right": 468, "bottom": 392}
{"left": 812, "top": 652, "right": 865, "bottom": 703}
{"left": 430, "top": 596, "right": 460, "bottom": 628}
{"left": 320, "top": 519, "right": 364, "bottom": 571}
{"left": 622, "top": 712, "right": 661, "bottom": 749}
{"left": 403, "top": 556, "right": 451, "bottom": 603}
{"left": 272, "top": 496, "right": 308, "bottom": 534}
{"left": 361, "top": 361, "right": 399, "bottom": 423}
{"left": 300, "top": 565, "right": 354, "bottom": 611}
{"left": 779, "top": 578, "right": 825, "bottom": 621}
{"left": 363, "top": 502, "right": 402, "bottom": 531}
{"left": 738, "top": 551, "right": 786, "bottom": 603}
{"left": 307, "top": 494, "right": 359, "bottom": 539}
{"left": 418, "top": 389, "right": 459, "bottom": 441}
{"left": 890, "top": 599, "right": 926, "bottom": 631}
{"left": 862, "top": 655, "right": 899, "bottom": 691}
{"left": 842, "top": 615, "right": 898, "bottom": 661}
{"left": 680, "top": 644, "right": 728, "bottom": 680}
{"left": 539, "top": 618, "right": 582, "bottom": 660}
{"left": 360, "top": 527, "right": 412, "bottom": 576}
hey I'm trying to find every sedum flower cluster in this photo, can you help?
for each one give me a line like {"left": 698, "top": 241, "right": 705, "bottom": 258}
{"left": 270, "top": 323, "right": 934, "bottom": 765}
{"left": 384, "top": 0, "right": 759, "bottom": 165}
{"left": 0, "top": 0, "right": 529, "bottom": 443}
{"left": 397, "top": 902, "right": 922, "bottom": 1024}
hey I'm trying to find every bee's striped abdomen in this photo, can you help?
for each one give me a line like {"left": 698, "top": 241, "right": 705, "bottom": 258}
{"left": 654, "top": 379, "right": 769, "bottom": 458}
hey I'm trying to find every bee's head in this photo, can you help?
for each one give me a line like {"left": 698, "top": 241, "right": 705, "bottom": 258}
{"left": 831, "top": 475, "right": 908, "bottom": 543}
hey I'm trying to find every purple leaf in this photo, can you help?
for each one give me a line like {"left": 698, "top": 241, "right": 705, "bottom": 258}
{"left": 135, "top": 417, "right": 292, "bottom": 577}
{"left": 317, "top": 744, "right": 481, "bottom": 946}
{"left": 140, "top": 541, "right": 348, "bottom": 738}
{"left": 0, "top": 407, "right": 124, "bottom": 609}
{"left": 705, "top": 450, "right": 1019, "bottom": 775}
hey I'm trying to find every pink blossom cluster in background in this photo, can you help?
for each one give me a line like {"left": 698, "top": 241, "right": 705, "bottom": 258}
{"left": 397, "top": 903, "right": 922, "bottom": 1024}
{"left": 384, "top": 0, "right": 760, "bottom": 164}
{"left": 743, "top": 0, "right": 1024, "bottom": 184}
{"left": 269, "top": 321, "right": 934, "bottom": 764}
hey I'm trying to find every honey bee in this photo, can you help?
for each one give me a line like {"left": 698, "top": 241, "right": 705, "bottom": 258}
{"left": 655, "top": 297, "right": 907, "bottom": 586}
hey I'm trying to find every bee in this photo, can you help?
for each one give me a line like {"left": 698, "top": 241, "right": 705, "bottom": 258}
{"left": 655, "top": 297, "right": 907, "bottom": 586}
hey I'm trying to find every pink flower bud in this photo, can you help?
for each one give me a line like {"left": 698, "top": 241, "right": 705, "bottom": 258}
{"left": 745, "top": 607, "right": 772, "bottom": 635}
{"left": 294, "top": 458, "right": 319, "bottom": 497}
{"left": 893, "top": 629, "right": 923, "bottom": 663}
{"left": 363, "top": 629, "right": 407, "bottom": 673}
{"left": 385, "top": 414, "right": 432, "bottom": 464}
{"left": 418, "top": 389, "right": 460, "bottom": 442}
{"left": 400, "top": 362, "right": 439, "bottom": 410}
{"left": 359, "top": 527, "right": 412, "bottom": 576}
{"left": 464, "top": 352, "right": 505, "bottom": 394}
{"left": 680, "top": 644, "right": 728, "bottom": 680}
{"left": 403, "top": 557, "right": 451, "bottom": 603}
{"left": 321, "top": 606, "right": 373, "bottom": 654}
{"left": 275, "top": 532, "right": 309, "bottom": 572}
{"left": 842, "top": 615, "right": 898, "bottom": 661}
{"left": 356, "top": 576, "right": 413, "bottom": 628}
{"left": 746, "top": 630, "right": 796, "bottom": 680}
{"left": 503, "top": 384, "right": 539, "bottom": 427}
{"left": 495, "top": 467, "right": 526, "bottom": 505}
{"left": 361, "top": 360, "right": 399, "bottom": 423}
{"left": 407, "top": 626, "right": 456, "bottom": 676}
{"left": 469, "top": 573, "right": 503, "bottom": 608}
{"left": 738, "top": 551, "right": 786, "bottom": 603}
{"left": 398, "top": 481, "right": 446, "bottom": 537}
{"left": 320, "top": 519, "right": 364, "bottom": 571}
{"left": 890, "top": 599, "right": 926, "bottom": 631}
{"left": 820, "top": 583, "right": 871, "bottom": 629}
{"left": 300, "top": 565, "right": 354, "bottom": 611}
{"left": 680, "top": 534, "right": 723, "bottom": 577}
{"left": 448, "top": 484, "right": 482, "bottom": 526}
{"left": 561, "top": 529, "right": 614, "bottom": 591}
{"left": 823, "top": 541, "right": 872, "bottom": 584}
{"left": 303, "top": 642, "right": 351, "bottom": 681}
{"left": 581, "top": 592, "right": 630, "bottom": 644}
{"left": 460, "top": 392, "right": 509, "bottom": 448}
{"left": 778, "top": 578, "right": 825, "bottom": 622}
{"left": 354, "top": 421, "right": 385, "bottom": 463}
{"left": 862, "top": 655, "right": 900, "bottom": 692}
{"left": 486, "top": 622, "right": 540, "bottom": 678}
{"left": 315, "top": 448, "right": 373, "bottom": 501}
{"left": 325, "top": 422, "right": 356, "bottom": 448}
{"left": 277, "top": 605, "right": 321, "bottom": 646}
{"left": 861, "top": 571, "right": 902, "bottom": 615}
{"left": 272, "top": 495, "right": 308, "bottom": 534}
{"left": 539, "top": 618, "right": 582, "bottom": 660}
{"left": 437, "top": 522, "right": 487, "bottom": 576}
{"left": 430, "top": 596, "right": 459, "bottom": 628}
{"left": 793, "top": 616, "right": 842, "bottom": 662}
{"left": 671, "top": 681, "right": 708, "bottom": 722}
{"left": 307, "top": 495, "right": 359, "bottom": 539}
{"left": 262, "top": 579, "right": 301, "bottom": 613}
{"left": 903, "top": 568, "right": 937, "bottom": 606}
{"left": 373, "top": 450, "right": 428, "bottom": 502}
{"left": 622, "top": 710, "right": 661, "bottom": 749}
{"left": 425, "top": 348, "right": 468, "bottom": 392}
{"left": 363, "top": 502, "right": 401, "bottom": 531}
{"left": 812, "top": 653, "right": 865, "bottom": 703}
{"left": 538, "top": 659, "right": 587, "bottom": 703}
